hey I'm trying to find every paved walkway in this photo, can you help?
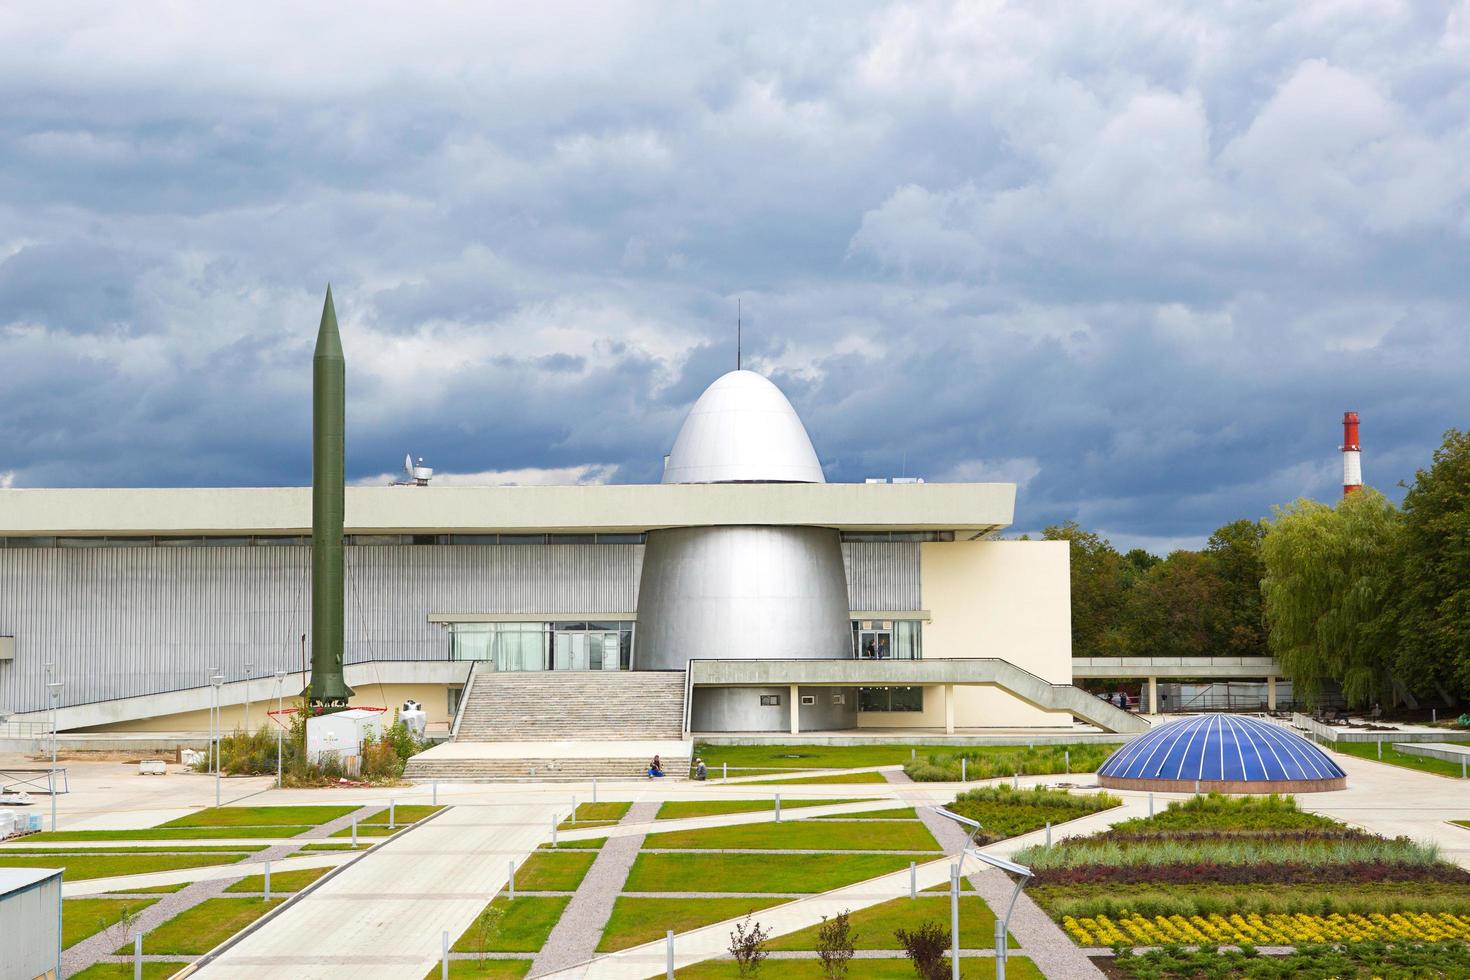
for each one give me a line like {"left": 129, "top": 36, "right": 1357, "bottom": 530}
{"left": 193, "top": 802, "right": 557, "bottom": 979}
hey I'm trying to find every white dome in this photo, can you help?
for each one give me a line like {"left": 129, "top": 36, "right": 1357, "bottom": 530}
{"left": 662, "top": 370, "right": 825, "bottom": 484}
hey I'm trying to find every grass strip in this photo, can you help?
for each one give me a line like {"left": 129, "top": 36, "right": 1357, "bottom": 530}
{"left": 17, "top": 826, "right": 311, "bottom": 840}
{"left": 1335, "top": 740, "right": 1470, "bottom": 779}
{"left": 598, "top": 896, "right": 790, "bottom": 951}
{"left": 129, "top": 897, "right": 284, "bottom": 954}
{"left": 905, "top": 743, "right": 1112, "bottom": 782}
{"left": 0, "top": 852, "right": 254, "bottom": 880}
{"left": 558, "top": 802, "right": 631, "bottom": 828}
{"left": 644, "top": 820, "right": 941, "bottom": 852}
{"left": 3, "top": 845, "right": 265, "bottom": 853}
{"left": 625, "top": 853, "right": 917, "bottom": 893}
{"left": 101, "top": 882, "right": 192, "bottom": 894}
{"left": 509, "top": 850, "right": 597, "bottom": 892}
{"left": 537, "top": 838, "right": 604, "bottom": 850}
{"left": 450, "top": 896, "right": 571, "bottom": 953}
{"left": 769, "top": 894, "right": 1011, "bottom": 950}
{"left": 160, "top": 805, "right": 356, "bottom": 828}
{"left": 654, "top": 799, "right": 868, "bottom": 820}
{"left": 813, "top": 807, "right": 917, "bottom": 820}
{"left": 226, "top": 866, "right": 333, "bottom": 893}
{"left": 753, "top": 772, "right": 889, "bottom": 785}
{"left": 70, "top": 963, "right": 190, "bottom": 980}
{"left": 673, "top": 957, "right": 1042, "bottom": 979}
{"left": 354, "top": 804, "right": 444, "bottom": 825}
{"left": 63, "top": 897, "right": 160, "bottom": 948}
{"left": 422, "top": 962, "right": 531, "bottom": 979}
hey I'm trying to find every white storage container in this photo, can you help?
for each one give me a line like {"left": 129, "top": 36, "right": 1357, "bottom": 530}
{"left": 306, "top": 709, "right": 385, "bottom": 775}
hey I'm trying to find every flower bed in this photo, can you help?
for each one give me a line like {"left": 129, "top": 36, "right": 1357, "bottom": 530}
{"left": 945, "top": 784, "right": 1120, "bottom": 842}
{"left": 1066, "top": 910, "right": 1470, "bottom": 947}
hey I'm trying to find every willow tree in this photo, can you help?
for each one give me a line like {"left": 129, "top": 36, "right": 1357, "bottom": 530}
{"left": 1261, "top": 489, "right": 1405, "bottom": 706}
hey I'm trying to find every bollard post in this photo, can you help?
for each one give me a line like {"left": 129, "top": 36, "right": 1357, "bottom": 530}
{"left": 1433, "top": 709, "right": 1438, "bottom": 724}
{"left": 723, "top": 762, "right": 728, "bottom": 781}
{"left": 1012, "top": 772, "right": 1019, "bottom": 790}
{"left": 912, "top": 748, "right": 916, "bottom": 761}
{"left": 910, "top": 861, "right": 917, "bottom": 899}
{"left": 264, "top": 861, "right": 271, "bottom": 902}
{"left": 950, "top": 864, "right": 960, "bottom": 980}
{"left": 593, "top": 777, "right": 598, "bottom": 803}
{"left": 1065, "top": 749, "right": 1070, "bottom": 774}
{"left": 390, "top": 800, "right": 396, "bottom": 829}
{"left": 775, "top": 794, "right": 781, "bottom": 822}
{"left": 433, "top": 780, "right": 438, "bottom": 805}
{"left": 50, "top": 769, "right": 57, "bottom": 832}
{"left": 1462, "top": 756, "right": 1467, "bottom": 779}
{"left": 961, "top": 758, "right": 966, "bottom": 782}
{"left": 551, "top": 813, "right": 558, "bottom": 848}
{"left": 134, "top": 932, "right": 143, "bottom": 980}
{"left": 996, "top": 920, "right": 1007, "bottom": 980}
{"left": 509, "top": 859, "right": 516, "bottom": 900}
{"left": 1195, "top": 778, "right": 1201, "bottom": 795}
{"left": 666, "top": 929, "right": 675, "bottom": 979}
{"left": 442, "top": 930, "right": 449, "bottom": 980}
{"left": 1377, "top": 739, "right": 1383, "bottom": 760}
{"left": 351, "top": 815, "right": 357, "bottom": 846}
{"left": 1148, "top": 793, "right": 1154, "bottom": 817}
{"left": 1045, "top": 822, "right": 1051, "bottom": 848}
{"left": 572, "top": 796, "right": 577, "bottom": 825}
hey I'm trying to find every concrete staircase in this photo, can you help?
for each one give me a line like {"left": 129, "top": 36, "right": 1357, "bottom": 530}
{"left": 455, "top": 670, "right": 687, "bottom": 741}
{"left": 403, "top": 667, "right": 691, "bottom": 782}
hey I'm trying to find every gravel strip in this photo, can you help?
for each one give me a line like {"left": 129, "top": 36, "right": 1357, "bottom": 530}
{"left": 529, "top": 800, "right": 658, "bottom": 977}
{"left": 914, "top": 804, "right": 1105, "bottom": 979}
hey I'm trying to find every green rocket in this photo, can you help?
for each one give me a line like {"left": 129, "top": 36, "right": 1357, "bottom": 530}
{"left": 310, "top": 286, "right": 354, "bottom": 709}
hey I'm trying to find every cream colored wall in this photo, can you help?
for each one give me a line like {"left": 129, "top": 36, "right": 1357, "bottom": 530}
{"left": 915, "top": 539, "right": 1074, "bottom": 727}
{"left": 79, "top": 683, "right": 457, "bottom": 733}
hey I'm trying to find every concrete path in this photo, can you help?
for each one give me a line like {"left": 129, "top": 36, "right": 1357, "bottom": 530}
{"left": 192, "top": 802, "right": 556, "bottom": 979}
{"left": 531, "top": 801, "right": 658, "bottom": 976}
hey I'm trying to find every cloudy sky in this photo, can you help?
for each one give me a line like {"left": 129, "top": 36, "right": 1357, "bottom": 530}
{"left": 1, "top": 2, "right": 1466, "bottom": 551}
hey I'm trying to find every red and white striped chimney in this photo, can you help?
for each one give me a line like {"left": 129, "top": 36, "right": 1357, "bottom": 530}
{"left": 1342, "top": 411, "right": 1362, "bottom": 496}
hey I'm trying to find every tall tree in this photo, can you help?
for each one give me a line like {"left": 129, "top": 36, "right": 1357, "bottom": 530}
{"left": 1396, "top": 428, "right": 1470, "bottom": 702}
{"left": 1261, "top": 489, "right": 1404, "bottom": 706}
{"left": 1043, "top": 521, "right": 1127, "bottom": 659}
{"left": 1205, "top": 518, "right": 1269, "bottom": 657}
{"left": 1118, "top": 550, "right": 1229, "bottom": 659}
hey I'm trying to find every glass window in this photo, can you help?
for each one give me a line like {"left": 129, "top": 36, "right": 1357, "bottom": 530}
{"left": 894, "top": 621, "right": 922, "bottom": 660}
{"left": 759, "top": 694, "right": 780, "bottom": 706}
{"left": 858, "top": 687, "right": 925, "bottom": 712}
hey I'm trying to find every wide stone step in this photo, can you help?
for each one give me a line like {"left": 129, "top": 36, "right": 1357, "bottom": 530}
{"left": 452, "top": 668, "right": 688, "bottom": 744}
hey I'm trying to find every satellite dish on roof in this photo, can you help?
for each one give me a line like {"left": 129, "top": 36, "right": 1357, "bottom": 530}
{"left": 398, "top": 453, "right": 433, "bottom": 487}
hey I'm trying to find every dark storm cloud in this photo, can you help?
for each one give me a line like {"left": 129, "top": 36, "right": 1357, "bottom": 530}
{"left": 1, "top": 2, "right": 1467, "bottom": 550}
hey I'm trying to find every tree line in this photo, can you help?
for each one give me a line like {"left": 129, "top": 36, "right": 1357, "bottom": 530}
{"left": 1038, "top": 428, "right": 1470, "bottom": 709}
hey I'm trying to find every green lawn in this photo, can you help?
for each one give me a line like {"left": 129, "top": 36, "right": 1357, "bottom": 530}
{"left": 673, "top": 957, "right": 1042, "bottom": 979}
{"left": 559, "top": 802, "right": 632, "bottom": 828}
{"left": 625, "top": 853, "right": 918, "bottom": 893}
{"left": 3, "top": 845, "right": 265, "bottom": 853}
{"left": 17, "top": 826, "right": 309, "bottom": 841}
{"left": 755, "top": 771, "right": 890, "bottom": 785}
{"left": 63, "top": 897, "right": 159, "bottom": 948}
{"left": 225, "top": 866, "right": 333, "bottom": 893}
{"left": 450, "top": 896, "right": 571, "bottom": 953}
{"left": 813, "top": 807, "right": 918, "bottom": 820}
{"left": 70, "top": 963, "right": 190, "bottom": 980}
{"left": 1336, "top": 740, "right": 1470, "bottom": 778}
{"left": 598, "top": 896, "right": 790, "bottom": 951}
{"left": 696, "top": 744, "right": 979, "bottom": 770}
{"left": 422, "top": 961, "right": 531, "bottom": 979}
{"left": 129, "top": 897, "right": 283, "bottom": 954}
{"left": 510, "top": 850, "right": 598, "bottom": 891}
{"left": 644, "top": 820, "right": 940, "bottom": 852}
{"left": 0, "top": 851, "right": 254, "bottom": 880}
{"left": 654, "top": 799, "right": 868, "bottom": 820}
{"left": 538, "top": 837, "right": 604, "bottom": 850}
{"left": 768, "top": 895, "right": 1011, "bottom": 950}
{"left": 161, "top": 805, "right": 356, "bottom": 828}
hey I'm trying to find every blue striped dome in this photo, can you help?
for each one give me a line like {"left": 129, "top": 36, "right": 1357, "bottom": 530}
{"left": 1098, "top": 715, "right": 1346, "bottom": 793}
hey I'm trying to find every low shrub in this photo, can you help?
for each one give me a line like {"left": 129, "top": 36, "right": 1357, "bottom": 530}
{"left": 1111, "top": 940, "right": 1470, "bottom": 979}
{"left": 1028, "top": 860, "right": 1470, "bottom": 888}
{"left": 894, "top": 920, "right": 951, "bottom": 980}
{"left": 904, "top": 743, "right": 1112, "bottom": 782}
{"left": 196, "top": 703, "right": 427, "bottom": 786}
{"left": 1037, "top": 882, "right": 1470, "bottom": 920}
{"left": 1108, "top": 793, "right": 1342, "bottom": 834}
{"left": 945, "top": 785, "right": 1120, "bottom": 842}
{"left": 1017, "top": 834, "right": 1443, "bottom": 872}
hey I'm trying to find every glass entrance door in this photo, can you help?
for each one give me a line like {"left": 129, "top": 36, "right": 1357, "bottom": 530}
{"left": 857, "top": 628, "right": 892, "bottom": 659}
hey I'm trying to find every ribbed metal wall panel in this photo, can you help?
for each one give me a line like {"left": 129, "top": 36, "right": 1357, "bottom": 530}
{"left": 0, "top": 543, "right": 642, "bottom": 713}
{"left": 842, "top": 542, "right": 921, "bottom": 611}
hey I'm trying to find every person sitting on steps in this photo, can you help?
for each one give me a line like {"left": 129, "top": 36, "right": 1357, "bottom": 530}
{"left": 647, "top": 754, "right": 665, "bottom": 778}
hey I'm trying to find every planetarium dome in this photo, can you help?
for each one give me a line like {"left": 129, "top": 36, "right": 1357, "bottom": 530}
{"left": 1097, "top": 714, "right": 1347, "bottom": 794}
{"left": 662, "top": 370, "right": 825, "bottom": 484}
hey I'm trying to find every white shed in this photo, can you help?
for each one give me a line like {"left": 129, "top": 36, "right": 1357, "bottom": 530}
{"left": 0, "top": 867, "right": 61, "bottom": 980}
{"left": 305, "top": 708, "right": 385, "bottom": 775}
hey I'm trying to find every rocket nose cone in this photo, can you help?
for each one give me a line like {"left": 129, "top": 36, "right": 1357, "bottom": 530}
{"left": 314, "top": 285, "right": 343, "bottom": 358}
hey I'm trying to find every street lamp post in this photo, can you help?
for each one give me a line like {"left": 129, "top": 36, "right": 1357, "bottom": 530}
{"left": 46, "top": 680, "right": 64, "bottom": 831}
{"left": 206, "top": 666, "right": 220, "bottom": 773}
{"left": 931, "top": 806, "right": 1033, "bottom": 980}
{"left": 243, "top": 661, "right": 255, "bottom": 733}
{"left": 273, "top": 670, "right": 287, "bottom": 788}
{"left": 210, "top": 674, "right": 224, "bottom": 807}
